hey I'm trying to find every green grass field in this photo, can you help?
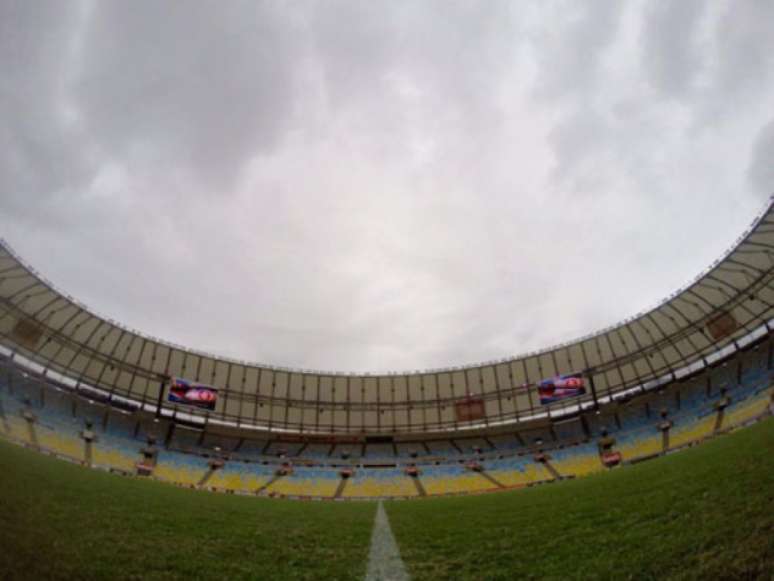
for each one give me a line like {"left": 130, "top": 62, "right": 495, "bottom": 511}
{"left": 0, "top": 444, "right": 374, "bottom": 581}
{"left": 387, "top": 419, "right": 774, "bottom": 580}
{"left": 1, "top": 418, "right": 773, "bottom": 580}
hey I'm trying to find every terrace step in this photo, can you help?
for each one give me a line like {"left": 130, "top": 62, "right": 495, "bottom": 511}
{"left": 542, "top": 460, "right": 561, "bottom": 480}
{"left": 412, "top": 476, "right": 427, "bottom": 497}
{"left": 0, "top": 400, "right": 11, "bottom": 435}
{"left": 83, "top": 440, "right": 93, "bottom": 467}
{"left": 197, "top": 468, "right": 215, "bottom": 488}
{"left": 257, "top": 474, "right": 282, "bottom": 494}
{"left": 479, "top": 471, "right": 504, "bottom": 489}
{"left": 334, "top": 477, "right": 348, "bottom": 499}
{"left": 713, "top": 409, "right": 725, "bottom": 433}
{"left": 24, "top": 415, "right": 39, "bottom": 449}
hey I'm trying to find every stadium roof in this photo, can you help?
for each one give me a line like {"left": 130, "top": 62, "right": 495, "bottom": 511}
{"left": 1, "top": 196, "right": 772, "bottom": 434}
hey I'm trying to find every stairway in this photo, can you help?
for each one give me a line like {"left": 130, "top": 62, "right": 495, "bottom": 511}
{"left": 334, "top": 477, "right": 348, "bottom": 499}
{"left": 0, "top": 400, "right": 11, "bottom": 435}
{"left": 542, "top": 460, "right": 561, "bottom": 480}
{"left": 257, "top": 474, "right": 283, "bottom": 494}
{"left": 479, "top": 471, "right": 504, "bottom": 489}
{"left": 412, "top": 476, "right": 427, "bottom": 497}
{"left": 83, "top": 440, "right": 93, "bottom": 467}
{"left": 713, "top": 408, "right": 726, "bottom": 433}
{"left": 24, "top": 414, "right": 39, "bottom": 449}
{"left": 197, "top": 468, "right": 216, "bottom": 488}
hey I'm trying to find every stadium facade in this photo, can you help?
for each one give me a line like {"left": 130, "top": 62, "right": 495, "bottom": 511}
{"left": 0, "top": 197, "right": 772, "bottom": 499}
{"left": 2, "top": 200, "right": 772, "bottom": 435}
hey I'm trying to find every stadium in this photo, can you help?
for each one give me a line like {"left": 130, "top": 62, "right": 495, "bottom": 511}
{"left": 1, "top": 197, "right": 773, "bottom": 579}
{"left": 4, "top": 3, "right": 774, "bottom": 580}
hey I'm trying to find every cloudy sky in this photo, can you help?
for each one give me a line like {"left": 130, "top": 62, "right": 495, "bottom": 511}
{"left": 1, "top": 1, "right": 773, "bottom": 373}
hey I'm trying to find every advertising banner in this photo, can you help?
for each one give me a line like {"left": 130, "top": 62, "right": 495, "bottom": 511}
{"left": 168, "top": 377, "right": 218, "bottom": 410}
{"left": 538, "top": 374, "right": 585, "bottom": 405}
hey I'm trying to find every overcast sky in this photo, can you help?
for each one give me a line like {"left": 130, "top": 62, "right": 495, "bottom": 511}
{"left": 1, "top": 1, "right": 773, "bottom": 373}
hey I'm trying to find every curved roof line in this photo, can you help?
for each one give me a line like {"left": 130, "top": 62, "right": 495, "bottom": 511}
{"left": 1, "top": 194, "right": 772, "bottom": 377}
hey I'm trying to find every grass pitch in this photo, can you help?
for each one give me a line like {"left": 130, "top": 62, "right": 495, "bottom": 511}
{"left": 1, "top": 418, "right": 773, "bottom": 580}
{"left": 0, "top": 444, "right": 374, "bottom": 580}
{"left": 388, "top": 418, "right": 774, "bottom": 580}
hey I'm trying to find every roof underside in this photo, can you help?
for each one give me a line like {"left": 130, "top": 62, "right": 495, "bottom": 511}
{"left": 1, "top": 198, "right": 772, "bottom": 435}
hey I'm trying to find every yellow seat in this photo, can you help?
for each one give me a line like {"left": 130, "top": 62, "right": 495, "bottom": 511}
{"left": 422, "top": 472, "right": 494, "bottom": 495}
{"left": 618, "top": 435, "right": 662, "bottom": 460}
{"left": 489, "top": 463, "right": 551, "bottom": 487}
{"left": 36, "top": 426, "right": 83, "bottom": 460}
{"left": 669, "top": 415, "right": 716, "bottom": 449}
{"left": 551, "top": 454, "right": 603, "bottom": 477}
{"left": 723, "top": 391, "right": 771, "bottom": 428}
{"left": 266, "top": 474, "right": 339, "bottom": 497}
{"left": 153, "top": 462, "right": 206, "bottom": 486}
{"left": 4, "top": 417, "right": 31, "bottom": 444}
{"left": 92, "top": 446, "right": 137, "bottom": 471}
{"left": 208, "top": 470, "right": 270, "bottom": 492}
{"left": 342, "top": 475, "right": 418, "bottom": 498}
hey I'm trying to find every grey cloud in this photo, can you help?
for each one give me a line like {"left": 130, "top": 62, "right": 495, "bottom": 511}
{"left": 305, "top": 0, "right": 523, "bottom": 163}
{"left": 0, "top": 2, "right": 96, "bottom": 213}
{"left": 74, "top": 1, "right": 303, "bottom": 191}
{"left": 0, "top": 2, "right": 771, "bottom": 373}
{"left": 547, "top": 107, "right": 607, "bottom": 181}
{"left": 713, "top": 2, "right": 774, "bottom": 102}
{"left": 532, "top": 1, "right": 624, "bottom": 101}
{"left": 748, "top": 120, "right": 774, "bottom": 199}
{"left": 640, "top": 0, "right": 707, "bottom": 98}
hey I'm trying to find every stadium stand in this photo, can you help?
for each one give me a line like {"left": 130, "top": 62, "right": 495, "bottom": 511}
{"left": 549, "top": 443, "right": 604, "bottom": 477}
{"left": 0, "top": 200, "right": 772, "bottom": 500}
{"left": 331, "top": 443, "right": 362, "bottom": 459}
{"left": 234, "top": 438, "right": 269, "bottom": 460}
{"left": 302, "top": 443, "right": 332, "bottom": 459}
{"left": 485, "top": 456, "right": 552, "bottom": 487}
{"left": 420, "top": 464, "right": 495, "bottom": 495}
{"left": 487, "top": 433, "right": 522, "bottom": 452}
{"left": 1, "top": 341, "right": 771, "bottom": 499}
{"left": 363, "top": 442, "right": 394, "bottom": 459}
{"left": 342, "top": 468, "right": 419, "bottom": 498}
{"left": 265, "top": 467, "right": 340, "bottom": 498}
{"left": 208, "top": 461, "right": 274, "bottom": 492}
{"left": 153, "top": 452, "right": 211, "bottom": 487}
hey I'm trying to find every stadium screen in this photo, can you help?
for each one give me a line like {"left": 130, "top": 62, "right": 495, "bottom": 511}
{"left": 538, "top": 374, "right": 585, "bottom": 405}
{"left": 168, "top": 377, "right": 218, "bottom": 410}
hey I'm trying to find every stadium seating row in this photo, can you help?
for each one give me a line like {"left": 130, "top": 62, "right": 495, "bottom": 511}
{"left": 1, "top": 341, "right": 771, "bottom": 499}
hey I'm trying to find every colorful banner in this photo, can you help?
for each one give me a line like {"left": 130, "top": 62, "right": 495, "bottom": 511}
{"left": 538, "top": 373, "right": 585, "bottom": 405}
{"left": 168, "top": 377, "right": 218, "bottom": 410}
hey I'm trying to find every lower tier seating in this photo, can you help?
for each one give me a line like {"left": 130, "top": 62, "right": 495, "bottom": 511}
{"left": 421, "top": 465, "right": 495, "bottom": 495}
{"left": 265, "top": 468, "right": 340, "bottom": 498}
{"left": 342, "top": 469, "right": 418, "bottom": 498}
{"left": 1, "top": 341, "right": 771, "bottom": 500}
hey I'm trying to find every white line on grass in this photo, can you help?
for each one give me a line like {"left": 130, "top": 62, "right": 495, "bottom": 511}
{"left": 365, "top": 501, "right": 410, "bottom": 581}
